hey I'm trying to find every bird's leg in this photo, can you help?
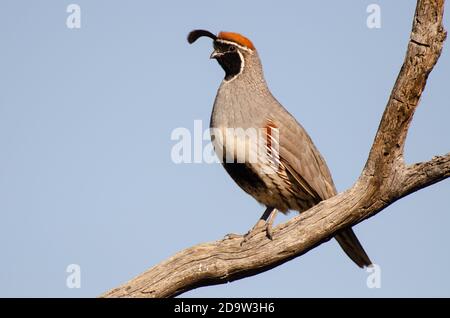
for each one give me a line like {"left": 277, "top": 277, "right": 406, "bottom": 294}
{"left": 241, "top": 207, "right": 277, "bottom": 244}
{"left": 265, "top": 208, "right": 278, "bottom": 240}
{"left": 223, "top": 207, "right": 277, "bottom": 242}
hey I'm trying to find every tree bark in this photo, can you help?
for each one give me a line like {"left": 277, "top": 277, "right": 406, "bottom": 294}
{"left": 102, "top": 0, "right": 449, "bottom": 298}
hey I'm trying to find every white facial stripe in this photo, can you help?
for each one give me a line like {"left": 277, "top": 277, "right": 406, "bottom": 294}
{"left": 216, "top": 39, "right": 254, "bottom": 53}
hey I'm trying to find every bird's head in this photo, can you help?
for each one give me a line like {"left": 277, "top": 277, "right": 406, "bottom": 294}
{"left": 187, "top": 29, "right": 257, "bottom": 82}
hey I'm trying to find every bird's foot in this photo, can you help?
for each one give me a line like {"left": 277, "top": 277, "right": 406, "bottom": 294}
{"left": 223, "top": 233, "right": 243, "bottom": 240}
{"left": 240, "top": 219, "right": 274, "bottom": 246}
{"left": 223, "top": 208, "right": 277, "bottom": 245}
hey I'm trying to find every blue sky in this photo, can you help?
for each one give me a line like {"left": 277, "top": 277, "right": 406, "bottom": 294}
{"left": 0, "top": 1, "right": 449, "bottom": 297}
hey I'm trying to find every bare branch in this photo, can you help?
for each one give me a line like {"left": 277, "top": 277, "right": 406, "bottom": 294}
{"left": 364, "top": 0, "right": 447, "bottom": 177}
{"left": 101, "top": 0, "right": 448, "bottom": 298}
{"left": 402, "top": 153, "right": 450, "bottom": 196}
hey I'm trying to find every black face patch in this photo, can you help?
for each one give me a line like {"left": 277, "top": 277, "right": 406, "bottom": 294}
{"left": 213, "top": 41, "right": 242, "bottom": 81}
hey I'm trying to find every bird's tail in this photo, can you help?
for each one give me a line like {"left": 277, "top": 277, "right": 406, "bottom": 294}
{"left": 334, "top": 227, "right": 372, "bottom": 268}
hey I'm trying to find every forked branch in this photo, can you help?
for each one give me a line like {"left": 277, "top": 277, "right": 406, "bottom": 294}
{"left": 102, "top": 0, "right": 448, "bottom": 298}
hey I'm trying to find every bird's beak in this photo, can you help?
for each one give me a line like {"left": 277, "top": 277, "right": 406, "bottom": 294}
{"left": 210, "top": 50, "right": 222, "bottom": 59}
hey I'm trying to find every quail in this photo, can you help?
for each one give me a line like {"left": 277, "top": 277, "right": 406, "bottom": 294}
{"left": 188, "top": 30, "right": 372, "bottom": 268}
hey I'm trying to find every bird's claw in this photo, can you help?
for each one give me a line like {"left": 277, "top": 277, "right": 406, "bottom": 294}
{"left": 223, "top": 233, "right": 243, "bottom": 240}
{"left": 223, "top": 218, "right": 275, "bottom": 246}
{"left": 239, "top": 220, "right": 274, "bottom": 246}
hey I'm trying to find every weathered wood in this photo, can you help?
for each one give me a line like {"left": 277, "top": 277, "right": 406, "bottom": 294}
{"left": 102, "top": 0, "right": 448, "bottom": 298}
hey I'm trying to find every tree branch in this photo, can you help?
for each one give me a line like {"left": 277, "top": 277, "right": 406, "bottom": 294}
{"left": 102, "top": 0, "right": 448, "bottom": 298}
{"left": 402, "top": 154, "right": 450, "bottom": 195}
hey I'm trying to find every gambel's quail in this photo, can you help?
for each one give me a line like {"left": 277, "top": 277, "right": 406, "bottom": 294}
{"left": 188, "top": 30, "right": 372, "bottom": 268}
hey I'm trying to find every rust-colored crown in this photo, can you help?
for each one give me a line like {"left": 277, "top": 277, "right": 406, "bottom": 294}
{"left": 217, "top": 32, "right": 255, "bottom": 50}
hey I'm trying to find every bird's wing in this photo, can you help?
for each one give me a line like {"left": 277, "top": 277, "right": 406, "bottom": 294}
{"left": 271, "top": 109, "right": 337, "bottom": 202}
{"left": 268, "top": 109, "right": 372, "bottom": 267}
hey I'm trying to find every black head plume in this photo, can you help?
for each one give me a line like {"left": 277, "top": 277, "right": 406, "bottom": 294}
{"left": 187, "top": 29, "right": 217, "bottom": 44}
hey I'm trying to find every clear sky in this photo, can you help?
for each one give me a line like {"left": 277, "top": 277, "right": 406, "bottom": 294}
{"left": 0, "top": 1, "right": 449, "bottom": 297}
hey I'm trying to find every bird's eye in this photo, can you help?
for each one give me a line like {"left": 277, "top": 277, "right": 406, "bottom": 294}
{"left": 229, "top": 46, "right": 236, "bottom": 52}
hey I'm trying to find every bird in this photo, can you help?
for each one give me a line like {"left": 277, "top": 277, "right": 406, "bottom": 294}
{"left": 187, "top": 29, "right": 372, "bottom": 268}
